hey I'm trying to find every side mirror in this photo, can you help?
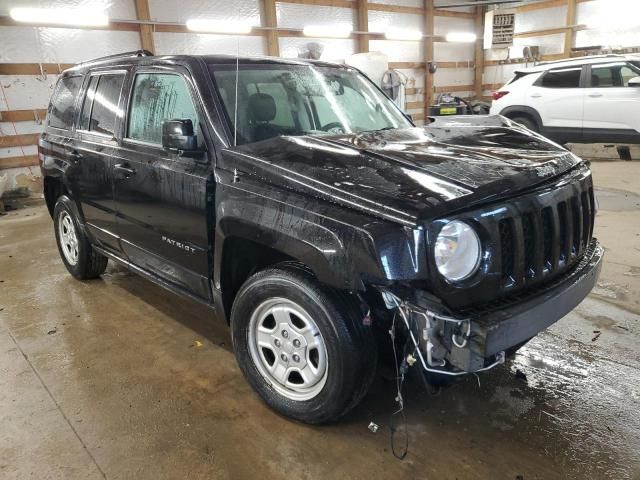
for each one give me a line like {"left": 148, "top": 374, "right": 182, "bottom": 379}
{"left": 162, "top": 119, "right": 198, "bottom": 152}
{"left": 628, "top": 76, "right": 640, "bottom": 87}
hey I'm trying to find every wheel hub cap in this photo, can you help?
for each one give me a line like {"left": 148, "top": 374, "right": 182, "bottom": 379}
{"left": 58, "top": 211, "right": 79, "bottom": 266}
{"left": 248, "top": 298, "right": 328, "bottom": 401}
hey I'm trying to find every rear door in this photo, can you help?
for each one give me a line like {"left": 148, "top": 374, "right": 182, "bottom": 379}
{"left": 583, "top": 61, "right": 640, "bottom": 138}
{"left": 114, "top": 67, "right": 212, "bottom": 301}
{"left": 526, "top": 65, "right": 584, "bottom": 139}
{"left": 70, "top": 71, "right": 127, "bottom": 253}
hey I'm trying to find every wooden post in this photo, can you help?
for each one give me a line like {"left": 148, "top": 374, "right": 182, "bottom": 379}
{"left": 134, "top": 0, "right": 155, "bottom": 54}
{"left": 564, "top": 0, "right": 577, "bottom": 58}
{"left": 423, "top": 0, "right": 435, "bottom": 113}
{"left": 356, "top": 0, "right": 369, "bottom": 53}
{"left": 474, "top": 5, "right": 485, "bottom": 100}
{"left": 262, "top": 0, "right": 280, "bottom": 57}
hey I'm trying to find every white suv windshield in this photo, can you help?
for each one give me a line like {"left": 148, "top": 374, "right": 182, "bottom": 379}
{"left": 209, "top": 63, "right": 412, "bottom": 145}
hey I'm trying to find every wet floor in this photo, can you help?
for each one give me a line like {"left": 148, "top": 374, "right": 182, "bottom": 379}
{"left": 1, "top": 161, "right": 639, "bottom": 479}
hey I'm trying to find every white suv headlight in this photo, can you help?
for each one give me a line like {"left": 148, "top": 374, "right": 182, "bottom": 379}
{"left": 434, "top": 220, "right": 481, "bottom": 282}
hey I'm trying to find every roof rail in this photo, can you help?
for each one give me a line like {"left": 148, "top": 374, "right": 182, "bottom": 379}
{"left": 76, "top": 50, "right": 153, "bottom": 66}
{"left": 536, "top": 54, "right": 624, "bottom": 66}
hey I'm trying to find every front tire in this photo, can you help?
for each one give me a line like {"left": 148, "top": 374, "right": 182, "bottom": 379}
{"left": 53, "top": 195, "right": 108, "bottom": 280}
{"left": 231, "top": 264, "right": 376, "bottom": 424}
{"left": 510, "top": 115, "right": 539, "bottom": 133}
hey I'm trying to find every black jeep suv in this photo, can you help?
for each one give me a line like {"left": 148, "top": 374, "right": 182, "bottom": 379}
{"left": 40, "top": 51, "right": 603, "bottom": 424}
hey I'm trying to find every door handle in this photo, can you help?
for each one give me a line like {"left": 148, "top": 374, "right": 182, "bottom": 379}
{"left": 114, "top": 163, "right": 136, "bottom": 178}
{"left": 589, "top": 92, "right": 603, "bottom": 97}
{"left": 68, "top": 150, "right": 83, "bottom": 164}
{"left": 530, "top": 93, "right": 542, "bottom": 98}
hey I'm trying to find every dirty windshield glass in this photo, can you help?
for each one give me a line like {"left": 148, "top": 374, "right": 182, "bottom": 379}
{"left": 209, "top": 63, "right": 412, "bottom": 145}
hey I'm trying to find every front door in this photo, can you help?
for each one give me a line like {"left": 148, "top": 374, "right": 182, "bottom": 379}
{"left": 114, "top": 69, "right": 212, "bottom": 301}
{"left": 583, "top": 61, "right": 640, "bottom": 140}
{"left": 527, "top": 65, "right": 584, "bottom": 140}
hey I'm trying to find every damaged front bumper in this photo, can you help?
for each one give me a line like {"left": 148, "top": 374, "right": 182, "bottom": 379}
{"left": 382, "top": 239, "right": 604, "bottom": 375}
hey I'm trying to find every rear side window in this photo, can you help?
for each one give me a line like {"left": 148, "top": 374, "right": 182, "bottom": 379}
{"left": 540, "top": 67, "right": 582, "bottom": 88}
{"left": 83, "top": 74, "right": 125, "bottom": 136}
{"left": 506, "top": 71, "right": 536, "bottom": 85}
{"left": 48, "top": 76, "right": 83, "bottom": 130}
{"left": 127, "top": 73, "right": 199, "bottom": 145}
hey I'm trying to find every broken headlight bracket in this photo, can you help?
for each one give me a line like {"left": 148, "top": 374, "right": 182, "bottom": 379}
{"left": 379, "top": 289, "right": 506, "bottom": 376}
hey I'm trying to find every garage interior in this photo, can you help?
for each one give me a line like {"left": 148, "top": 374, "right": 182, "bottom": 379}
{"left": 1, "top": 0, "right": 640, "bottom": 478}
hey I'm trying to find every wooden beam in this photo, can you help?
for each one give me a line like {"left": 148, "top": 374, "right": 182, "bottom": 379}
{"left": 0, "top": 109, "right": 47, "bottom": 122}
{"left": 262, "top": 0, "right": 280, "bottom": 56}
{"left": 0, "top": 155, "right": 39, "bottom": 170}
{"left": 367, "top": 3, "right": 423, "bottom": 15}
{"left": 356, "top": 0, "right": 369, "bottom": 53}
{"left": 564, "top": 0, "right": 577, "bottom": 58}
{"left": 514, "top": 25, "right": 586, "bottom": 39}
{"left": 276, "top": 0, "right": 354, "bottom": 8}
{"left": 0, "top": 63, "right": 75, "bottom": 75}
{"left": 405, "top": 101, "right": 423, "bottom": 110}
{"left": 432, "top": 9, "right": 475, "bottom": 19}
{"left": 133, "top": 0, "right": 155, "bottom": 54}
{"left": 474, "top": 5, "right": 484, "bottom": 100}
{"left": 515, "top": 0, "right": 566, "bottom": 13}
{"left": 0, "top": 134, "right": 40, "bottom": 148}
{"left": 423, "top": 0, "right": 434, "bottom": 110}
{"left": 405, "top": 87, "right": 421, "bottom": 95}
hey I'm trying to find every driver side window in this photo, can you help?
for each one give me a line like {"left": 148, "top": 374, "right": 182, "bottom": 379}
{"left": 127, "top": 73, "right": 200, "bottom": 146}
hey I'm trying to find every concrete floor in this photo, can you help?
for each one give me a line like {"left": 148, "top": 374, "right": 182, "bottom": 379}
{"left": 1, "top": 161, "right": 639, "bottom": 480}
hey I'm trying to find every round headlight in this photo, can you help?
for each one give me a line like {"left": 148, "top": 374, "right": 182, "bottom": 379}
{"left": 434, "top": 220, "right": 481, "bottom": 281}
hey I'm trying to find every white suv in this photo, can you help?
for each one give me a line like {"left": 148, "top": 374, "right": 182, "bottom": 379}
{"left": 490, "top": 54, "right": 640, "bottom": 144}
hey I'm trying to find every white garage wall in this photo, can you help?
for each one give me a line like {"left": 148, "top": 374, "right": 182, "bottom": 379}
{"left": 576, "top": 0, "right": 640, "bottom": 48}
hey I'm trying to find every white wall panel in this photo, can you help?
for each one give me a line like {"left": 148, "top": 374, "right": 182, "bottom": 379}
{"left": 36, "top": 28, "right": 140, "bottom": 63}
{"left": 435, "top": 42, "right": 474, "bottom": 62}
{"left": 434, "top": 16, "right": 474, "bottom": 36}
{"left": 0, "top": 0, "right": 136, "bottom": 19}
{"left": 0, "top": 27, "right": 139, "bottom": 63}
{"left": 368, "top": 10, "right": 422, "bottom": 33}
{"left": 368, "top": 0, "right": 422, "bottom": 8}
{"left": 0, "top": 146, "right": 39, "bottom": 159}
{"left": 276, "top": 3, "right": 355, "bottom": 30}
{"left": 513, "top": 33, "right": 564, "bottom": 55}
{"left": 369, "top": 40, "right": 422, "bottom": 62}
{"left": 0, "top": 122, "right": 45, "bottom": 135}
{"left": 576, "top": 0, "right": 640, "bottom": 48}
{"left": 279, "top": 37, "right": 356, "bottom": 63}
{"left": 154, "top": 32, "right": 266, "bottom": 56}
{"left": 148, "top": 0, "right": 260, "bottom": 25}
{"left": 484, "top": 64, "right": 522, "bottom": 87}
{"left": 0, "top": 76, "right": 58, "bottom": 110}
{"left": 0, "top": 27, "right": 41, "bottom": 63}
{"left": 433, "top": 67, "right": 473, "bottom": 87}
{"left": 514, "top": 6, "right": 567, "bottom": 33}
{"left": 395, "top": 69, "right": 424, "bottom": 91}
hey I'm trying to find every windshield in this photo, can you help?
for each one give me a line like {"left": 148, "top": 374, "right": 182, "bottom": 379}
{"left": 209, "top": 63, "right": 412, "bottom": 145}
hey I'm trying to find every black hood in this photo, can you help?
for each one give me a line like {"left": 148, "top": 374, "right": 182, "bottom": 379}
{"left": 222, "top": 115, "right": 583, "bottom": 226}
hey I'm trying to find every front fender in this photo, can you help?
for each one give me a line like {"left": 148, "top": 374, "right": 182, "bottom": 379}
{"left": 212, "top": 179, "right": 429, "bottom": 291}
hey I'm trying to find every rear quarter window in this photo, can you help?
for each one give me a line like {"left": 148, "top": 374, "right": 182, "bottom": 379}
{"left": 48, "top": 76, "right": 83, "bottom": 130}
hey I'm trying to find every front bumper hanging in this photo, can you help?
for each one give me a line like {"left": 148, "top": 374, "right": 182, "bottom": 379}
{"left": 381, "top": 239, "right": 604, "bottom": 374}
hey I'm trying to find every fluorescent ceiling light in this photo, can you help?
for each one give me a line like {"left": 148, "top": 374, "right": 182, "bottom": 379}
{"left": 9, "top": 7, "right": 109, "bottom": 26}
{"left": 303, "top": 25, "right": 352, "bottom": 38}
{"left": 385, "top": 29, "right": 423, "bottom": 41}
{"left": 445, "top": 32, "right": 477, "bottom": 43}
{"left": 186, "top": 19, "right": 253, "bottom": 34}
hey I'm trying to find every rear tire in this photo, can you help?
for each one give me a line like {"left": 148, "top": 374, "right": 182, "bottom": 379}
{"left": 231, "top": 264, "right": 376, "bottom": 424}
{"left": 53, "top": 195, "right": 108, "bottom": 280}
{"left": 510, "top": 115, "right": 539, "bottom": 133}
